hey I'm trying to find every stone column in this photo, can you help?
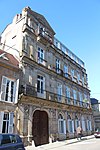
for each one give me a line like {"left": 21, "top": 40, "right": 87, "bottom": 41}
{"left": 27, "top": 106, "right": 33, "bottom": 145}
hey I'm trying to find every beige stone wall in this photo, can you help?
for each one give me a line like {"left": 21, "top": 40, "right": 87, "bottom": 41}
{"left": 0, "top": 7, "right": 93, "bottom": 146}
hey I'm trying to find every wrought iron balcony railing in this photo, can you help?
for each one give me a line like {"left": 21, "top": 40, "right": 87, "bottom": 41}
{"left": 19, "top": 84, "right": 91, "bottom": 109}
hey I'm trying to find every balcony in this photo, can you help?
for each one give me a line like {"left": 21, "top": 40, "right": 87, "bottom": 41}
{"left": 19, "top": 84, "right": 91, "bottom": 109}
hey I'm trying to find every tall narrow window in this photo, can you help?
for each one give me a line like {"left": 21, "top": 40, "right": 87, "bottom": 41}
{"left": 56, "top": 59, "right": 60, "bottom": 73}
{"left": 57, "top": 83, "right": 62, "bottom": 102}
{"left": 75, "top": 116, "right": 80, "bottom": 129}
{"left": 68, "top": 115, "right": 74, "bottom": 133}
{"left": 79, "top": 92, "right": 83, "bottom": 106}
{"left": 65, "top": 86, "right": 70, "bottom": 104}
{"left": 58, "top": 114, "right": 66, "bottom": 134}
{"left": 77, "top": 72, "right": 80, "bottom": 83}
{"left": 64, "top": 65, "right": 68, "bottom": 77}
{"left": 2, "top": 113, "right": 9, "bottom": 133}
{"left": 71, "top": 69, "right": 74, "bottom": 80}
{"left": 81, "top": 116, "right": 86, "bottom": 131}
{"left": 37, "top": 75, "right": 45, "bottom": 94}
{"left": 82, "top": 74, "right": 84, "bottom": 86}
{"left": 87, "top": 118, "right": 92, "bottom": 131}
{"left": 73, "top": 89, "right": 77, "bottom": 105}
{"left": 38, "top": 47, "right": 44, "bottom": 64}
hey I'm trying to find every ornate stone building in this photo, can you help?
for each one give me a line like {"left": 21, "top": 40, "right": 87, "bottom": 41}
{"left": 0, "top": 7, "right": 94, "bottom": 146}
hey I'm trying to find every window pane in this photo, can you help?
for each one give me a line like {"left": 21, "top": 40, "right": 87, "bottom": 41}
{"left": 2, "top": 121, "right": 6, "bottom": 133}
{"left": 5, "top": 80, "right": 10, "bottom": 101}
{"left": 11, "top": 81, "right": 14, "bottom": 102}
{"left": 37, "top": 80, "right": 40, "bottom": 92}
{"left": 41, "top": 82, "right": 43, "bottom": 93}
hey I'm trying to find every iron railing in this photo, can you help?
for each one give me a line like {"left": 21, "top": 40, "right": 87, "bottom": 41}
{"left": 20, "top": 84, "right": 91, "bottom": 109}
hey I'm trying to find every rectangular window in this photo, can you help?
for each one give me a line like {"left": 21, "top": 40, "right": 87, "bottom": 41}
{"left": 81, "top": 116, "right": 86, "bottom": 131}
{"left": 59, "top": 120, "right": 64, "bottom": 133}
{"left": 56, "top": 59, "right": 60, "bottom": 73}
{"left": 73, "top": 89, "right": 77, "bottom": 105}
{"left": 64, "top": 65, "right": 68, "bottom": 77}
{"left": 71, "top": 69, "right": 74, "bottom": 80}
{"left": 38, "top": 47, "right": 44, "bottom": 64}
{"left": 87, "top": 120, "right": 92, "bottom": 131}
{"left": 77, "top": 72, "right": 80, "bottom": 83}
{"left": 68, "top": 120, "right": 74, "bottom": 133}
{"left": 2, "top": 113, "right": 9, "bottom": 133}
{"left": 75, "top": 120, "right": 80, "bottom": 129}
{"left": 0, "top": 76, "right": 19, "bottom": 103}
{"left": 0, "top": 112, "right": 14, "bottom": 133}
{"left": 57, "top": 84, "right": 62, "bottom": 102}
{"left": 82, "top": 75, "right": 84, "bottom": 86}
{"left": 79, "top": 92, "right": 83, "bottom": 106}
{"left": 37, "top": 75, "right": 45, "bottom": 94}
{"left": 66, "top": 86, "right": 70, "bottom": 104}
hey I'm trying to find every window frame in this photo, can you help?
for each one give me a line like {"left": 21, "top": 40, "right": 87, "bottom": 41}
{"left": 56, "top": 58, "right": 60, "bottom": 73}
{"left": 58, "top": 114, "right": 66, "bottom": 134}
{"left": 38, "top": 47, "right": 44, "bottom": 64}
{"left": 37, "top": 75, "right": 45, "bottom": 94}
{"left": 0, "top": 76, "right": 19, "bottom": 103}
{"left": 0, "top": 112, "right": 14, "bottom": 134}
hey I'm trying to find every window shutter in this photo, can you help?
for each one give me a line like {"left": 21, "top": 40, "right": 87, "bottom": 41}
{"left": 0, "top": 76, "right": 7, "bottom": 101}
{"left": 14, "top": 79, "right": 19, "bottom": 103}
{"left": 9, "top": 112, "right": 14, "bottom": 133}
{"left": 63, "top": 120, "right": 66, "bottom": 134}
{"left": 0, "top": 112, "right": 4, "bottom": 133}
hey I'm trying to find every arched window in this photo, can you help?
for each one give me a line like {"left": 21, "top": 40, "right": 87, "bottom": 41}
{"left": 58, "top": 114, "right": 66, "bottom": 134}
{"left": 68, "top": 115, "right": 74, "bottom": 133}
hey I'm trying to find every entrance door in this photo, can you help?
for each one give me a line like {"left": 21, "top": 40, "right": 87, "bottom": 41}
{"left": 32, "top": 110, "right": 49, "bottom": 146}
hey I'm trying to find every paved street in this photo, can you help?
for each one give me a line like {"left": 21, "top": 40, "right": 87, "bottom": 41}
{"left": 54, "top": 139, "right": 100, "bottom": 150}
{"left": 26, "top": 135, "right": 100, "bottom": 150}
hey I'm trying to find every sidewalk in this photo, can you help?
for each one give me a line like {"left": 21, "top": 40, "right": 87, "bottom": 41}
{"left": 25, "top": 135, "right": 94, "bottom": 150}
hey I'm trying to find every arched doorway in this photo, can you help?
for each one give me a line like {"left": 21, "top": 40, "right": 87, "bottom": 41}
{"left": 32, "top": 110, "right": 49, "bottom": 146}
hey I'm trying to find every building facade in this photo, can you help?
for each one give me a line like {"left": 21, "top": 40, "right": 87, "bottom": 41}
{"left": 90, "top": 98, "right": 100, "bottom": 130}
{"left": 0, "top": 7, "right": 94, "bottom": 146}
{"left": 0, "top": 49, "right": 20, "bottom": 134}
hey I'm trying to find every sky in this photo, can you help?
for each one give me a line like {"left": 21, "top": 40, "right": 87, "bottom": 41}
{"left": 0, "top": 0, "right": 100, "bottom": 101}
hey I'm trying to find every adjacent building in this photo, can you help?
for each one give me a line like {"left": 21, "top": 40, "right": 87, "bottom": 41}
{"left": 90, "top": 98, "right": 100, "bottom": 130}
{"left": 0, "top": 49, "right": 20, "bottom": 134}
{"left": 0, "top": 7, "right": 94, "bottom": 146}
